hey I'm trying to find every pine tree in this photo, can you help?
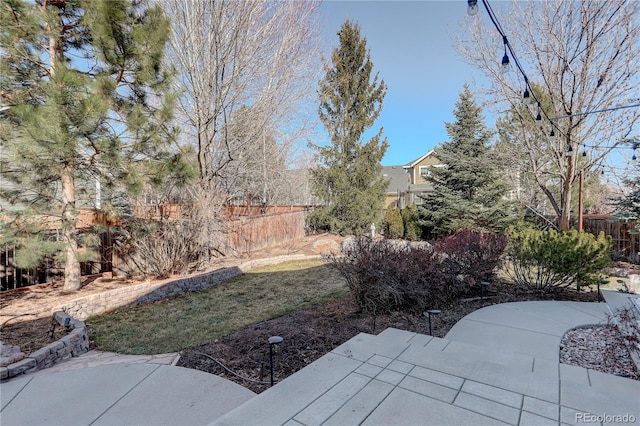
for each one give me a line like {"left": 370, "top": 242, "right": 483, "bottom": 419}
{"left": 0, "top": 0, "right": 188, "bottom": 290}
{"left": 418, "top": 86, "right": 512, "bottom": 236}
{"left": 402, "top": 204, "right": 420, "bottom": 241}
{"left": 308, "top": 19, "right": 388, "bottom": 235}
{"left": 384, "top": 206, "right": 403, "bottom": 239}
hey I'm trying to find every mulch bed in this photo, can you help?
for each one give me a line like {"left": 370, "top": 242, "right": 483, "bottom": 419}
{"left": 1, "top": 317, "right": 71, "bottom": 359}
{"left": 177, "top": 282, "right": 598, "bottom": 394}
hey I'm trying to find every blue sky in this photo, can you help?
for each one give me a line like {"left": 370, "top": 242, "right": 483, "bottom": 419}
{"left": 317, "top": 1, "right": 488, "bottom": 166}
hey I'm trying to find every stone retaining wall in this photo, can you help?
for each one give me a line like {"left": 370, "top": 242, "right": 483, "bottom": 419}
{"left": 1, "top": 311, "right": 90, "bottom": 380}
{"left": 1, "top": 254, "right": 320, "bottom": 381}
{"left": 54, "top": 255, "right": 319, "bottom": 321}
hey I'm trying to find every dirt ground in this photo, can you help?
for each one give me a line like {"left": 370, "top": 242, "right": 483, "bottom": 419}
{"left": 177, "top": 283, "right": 601, "bottom": 394}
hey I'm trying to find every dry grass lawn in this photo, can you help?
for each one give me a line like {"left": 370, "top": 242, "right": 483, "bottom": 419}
{"left": 86, "top": 259, "right": 348, "bottom": 354}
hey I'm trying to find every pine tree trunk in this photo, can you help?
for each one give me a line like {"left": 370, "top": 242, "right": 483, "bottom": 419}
{"left": 62, "top": 168, "right": 81, "bottom": 291}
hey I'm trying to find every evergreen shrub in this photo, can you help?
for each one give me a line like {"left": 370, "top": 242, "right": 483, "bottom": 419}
{"left": 306, "top": 208, "right": 337, "bottom": 234}
{"left": 506, "top": 226, "right": 611, "bottom": 293}
{"left": 402, "top": 204, "right": 421, "bottom": 241}
{"left": 384, "top": 207, "right": 404, "bottom": 238}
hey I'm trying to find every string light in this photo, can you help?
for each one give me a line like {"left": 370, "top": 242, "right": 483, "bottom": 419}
{"left": 467, "top": 0, "right": 479, "bottom": 16}
{"left": 466, "top": 0, "right": 638, "bottom": 154}
{"left": 501, "top": 36, "right": 510, "bottom": 73}
{"left": 467, "top": 0, "right": 559, "bottom": 133}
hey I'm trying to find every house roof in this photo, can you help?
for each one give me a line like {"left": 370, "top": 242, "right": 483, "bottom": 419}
{"left": 382, "top": 166, "right": 409, "bottom": 195}
{"left": 403, "top": 150, "right": 435, "bottom": 168}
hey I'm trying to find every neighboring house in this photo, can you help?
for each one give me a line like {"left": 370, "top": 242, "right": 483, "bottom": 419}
{"left": 383, "top": 150, "right": 441, "bottom": 210}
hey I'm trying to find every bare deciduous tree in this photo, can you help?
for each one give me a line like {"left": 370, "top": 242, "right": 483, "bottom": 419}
{"left": 162, "top": 0, "right": 321, "bottom": 193}
{"left": 459, "top": 0, "right": 640, "bottom": 230}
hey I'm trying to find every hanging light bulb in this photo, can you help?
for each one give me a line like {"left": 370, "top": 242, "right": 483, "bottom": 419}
{"left": 501, "top": 53, "right": 510, "bottom": 73}
{"left": 501, "top": 37, "right": 510, "bottom": 73}
{"left": 633, "top": 147, "right": 637, "bottom": 161}
{"left": 523, "top": 88, "right": 531, "bottom": 103}
{"left": 467, "top": 0, "right": 479, "bottom": 16}
{"left": 566, "top": 145, "right": 574, "bottom": 158}
{"left": 535, "top": 103, "right": 542, "bottom": 121}
{"left": 549, "top": 128, "right": 555, "bottom": 137}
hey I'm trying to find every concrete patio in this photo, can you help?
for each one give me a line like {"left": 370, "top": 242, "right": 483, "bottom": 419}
{"left": 2, "top": 292, "right": 639, "bottom": 425}
{"left": 213, "top": 299, "right": 639, "bottom": 426}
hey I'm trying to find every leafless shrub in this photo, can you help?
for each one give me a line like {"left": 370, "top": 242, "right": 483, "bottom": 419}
{"left": 607, "top": 305, "right": 640, "bottom": 366}
{"left": 118, "top": 185, "right": 227, "bottom": 278}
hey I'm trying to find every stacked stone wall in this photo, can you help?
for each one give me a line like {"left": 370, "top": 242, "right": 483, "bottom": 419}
{"left": 1, "top": 254, "right": 319, "bottom": 381}
{"left": 56, "top": 255, "right": 316, "bottom": 321}
{"left": 1, "top": 311, "right": 89, "bottom": 380}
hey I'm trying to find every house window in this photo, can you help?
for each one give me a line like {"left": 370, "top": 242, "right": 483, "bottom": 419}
{"left": 419, "top": 166, "right": 430, "bottom": 179}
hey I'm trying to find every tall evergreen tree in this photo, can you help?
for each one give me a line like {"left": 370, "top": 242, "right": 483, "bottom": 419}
{"left": 418, "top": 86, "right": 512, "bottom": 236}
{"left": 309, "top": 19, "right": 388, "bottom": 235}
{"left": 0, "top": 0, "right": 187, "bottom": 290}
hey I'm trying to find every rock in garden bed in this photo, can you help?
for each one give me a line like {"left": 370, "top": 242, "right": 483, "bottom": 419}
{"left": 560, "top": 325, "right": 640, "bottom": 380}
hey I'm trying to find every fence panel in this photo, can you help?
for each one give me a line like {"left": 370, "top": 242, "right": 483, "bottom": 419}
{"left": 582, "top": 217, "right": 638, "bottom": 263}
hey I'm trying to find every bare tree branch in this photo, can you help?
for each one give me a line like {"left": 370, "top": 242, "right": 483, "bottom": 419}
{"left": 163, "top": 0, "right": 322, "bottom": 197}
{"left": 458, "top": 0, "right": 639, "bottom": 229}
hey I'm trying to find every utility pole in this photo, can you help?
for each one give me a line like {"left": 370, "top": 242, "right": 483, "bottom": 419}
{"left": 578, "top": 170, "right": 584, "bottom": 231}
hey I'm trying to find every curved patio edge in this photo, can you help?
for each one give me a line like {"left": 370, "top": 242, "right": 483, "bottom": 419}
{"left": 444, "top": 300, "right": 611, "bottom": 361}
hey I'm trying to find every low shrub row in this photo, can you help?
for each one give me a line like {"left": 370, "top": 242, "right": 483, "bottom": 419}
{"left": 329, "top": 226, "right": 612, "bottom": 316}
{"left": 328, "top": 230, "right": 507, "bottom": 315}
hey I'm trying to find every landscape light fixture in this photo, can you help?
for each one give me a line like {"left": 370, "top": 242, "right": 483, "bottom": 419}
{"left": 480, "top": 281, "right": 490, "bottom": 306}
{"left": 423, "top": 310, "right": 441, "bottom": 336}
{"left": 598, "top": 279, "right": 607, "bottom": 303}
{"left": 48, "top": 318, "right": 57, "bottom": 338}
{"left": 467, "top": 0, "right": 479, "bottom": 16}
{"left": 268, "top": 336, "right": 283, "bottom": 386}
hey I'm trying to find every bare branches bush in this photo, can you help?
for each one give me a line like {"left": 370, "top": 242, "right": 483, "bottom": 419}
{"left": 118, "top": 186, "right": 227, "bottom": 278}
{"left": 328, "top": 233, "right": 506, "bottom": 316}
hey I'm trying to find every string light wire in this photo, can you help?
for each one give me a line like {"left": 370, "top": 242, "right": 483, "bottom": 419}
{"left": 470, "top": 0, "right": 638, "bottom": 159}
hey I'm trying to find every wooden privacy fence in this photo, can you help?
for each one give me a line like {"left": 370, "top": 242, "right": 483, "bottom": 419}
{"left": 1, "top": 208, "right": 309, "bottom": 291}
{"left": 581, "top": 215, "right": 638, "bottom": 263}
{"left": 224, "top": 209, "right": 307, "bottom": 256}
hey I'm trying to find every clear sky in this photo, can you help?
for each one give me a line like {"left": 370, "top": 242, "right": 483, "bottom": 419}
{"left": 317, "top": 0, "right": 488, "bottom": 166}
